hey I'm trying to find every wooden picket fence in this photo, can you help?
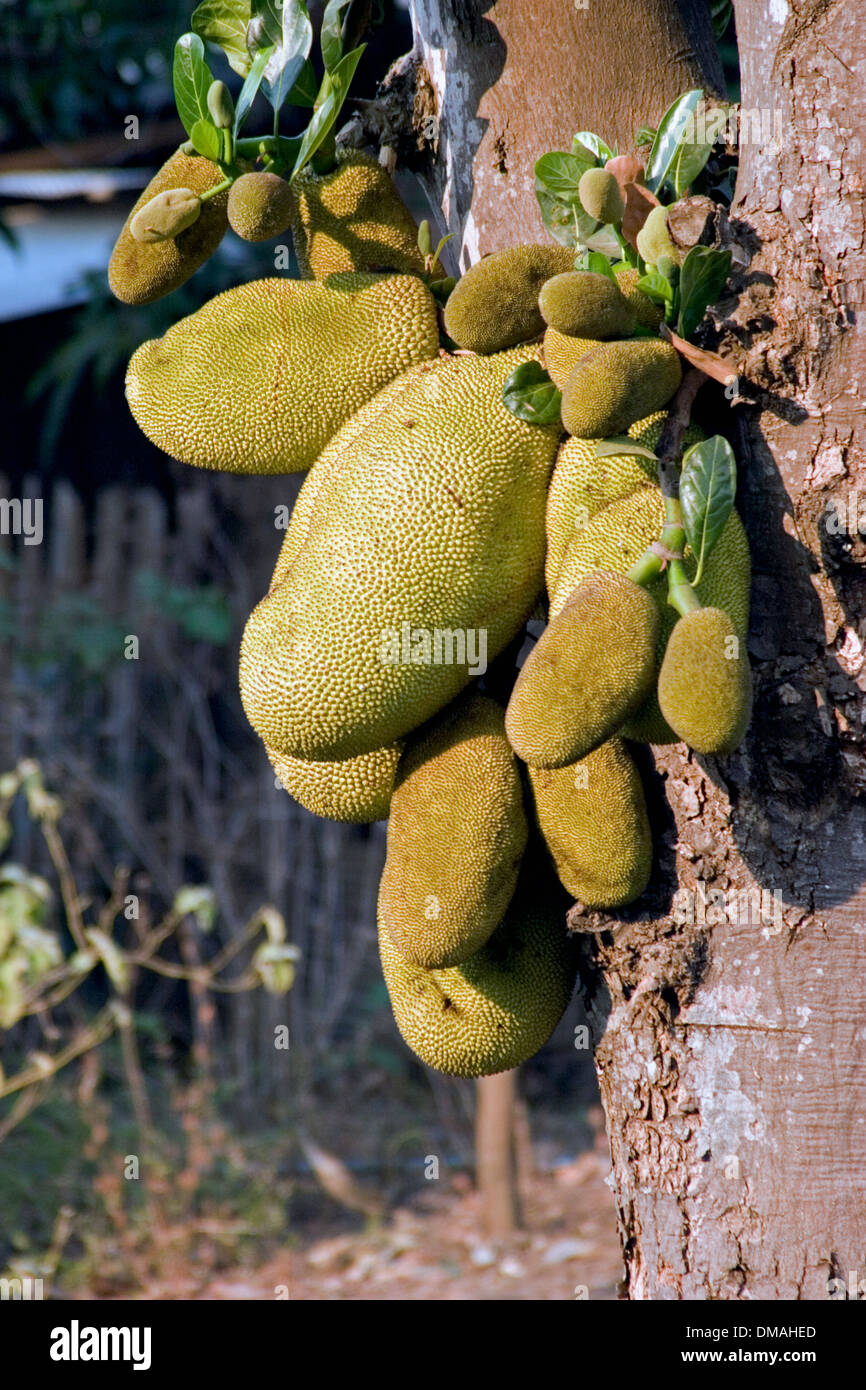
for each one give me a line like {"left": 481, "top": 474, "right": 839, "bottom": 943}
{"left": 0, "top": 472, "right": 386, "bottom": 1110}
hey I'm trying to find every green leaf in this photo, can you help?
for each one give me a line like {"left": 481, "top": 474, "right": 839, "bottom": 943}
{"left": 252, "top": 0, "right": 314, "bottom": 112}
{"left": 636, "top": 268, "right": 675, "bottom": 306}
{"left": 190, "top": 118, "right": 222, "bottom": 162}
{"left": 286, "top": 58, "right": 318, "bottom": 106}
{"left": 710, "top": 0, "right": 733, "bottom": 39}
{"left": 572, "top": 131, "right": 614, "bottom": 164}
{"left": 645, "top": 88, "right": 703, "bottom": 196}
{"left": 673, "top": 138, "right": 714, "bottom": 198}
{"left": 534, "top": 150, "right": 593, "bottom": 206}
{"left": 680, "top": 436, "right": 737, "bottom": 584}
{"left": 290, "top": 45, "right": 365, "bottom": 178}
{"left": 677, "top": 245, "right": 732, "bottom": 339}
{"left": 234, "top": 43, "right": 273, "bottom": 132}
{"left": 595, "top": 437, "right": 659, "bottom": 461}
{"left": 575, "top": 251, "right": 616, "bottom": 281}
{"left": 635, "top": 124, "right": 657, "bottom": 148}
{"left": 502, "top": 362, "right": 562, "bottom": 426}
{"left": 321, "top": 0, "right": 353, "bottom": 70}
{"left": 191, "top": 0, "right": 252, "bottom": 78}
{"left": 173, "top": 34, "right": 213, "bottom": 140}
{"left": 173, "top": 885, "right": 218, "bottom": 933}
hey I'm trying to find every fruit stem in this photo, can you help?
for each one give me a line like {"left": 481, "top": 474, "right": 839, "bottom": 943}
{"left": 199, "top": 178, "right": 233, "bottom": 203}
{"left": 667, "top": 559, "right": 702, "bottom": 617}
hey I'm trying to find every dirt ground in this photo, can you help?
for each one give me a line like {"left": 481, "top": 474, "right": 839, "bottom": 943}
{"left": 199, "top": 1139, "right": 624, "bottom": 1303}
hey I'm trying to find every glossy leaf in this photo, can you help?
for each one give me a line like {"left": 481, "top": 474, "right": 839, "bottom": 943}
{"left": 595, "top": 436, "right": 659, "bottom": 461}
{"left": 252, "top": 0, "right": 314, "bottom": 112}
{"left": 645, "top": 88, "right": 703, "bottom": 196}
{"left": 173, "top": 33, "right": 213, "bottom": 139}
{"left": 680, "top": 435, "right": 737, "bottom": 584}
{"left": 290, "top": 45, "right": 365, "bottom": 178}
{"left": 677, "top": 245, "right": 732, "bottom": 339}
{"left": 233, "top": 44, "right": 273, "bottom": 132}
{"left": 190, "top": 118, "right": 222, "bottom": 161}
{"left": 572, "top": 130, "right": 614, "bottom": 164}
{"left": 502, "top": 362, "right": 562, "bottom": 425}
{"left": 191, "top": 0, "right": 252, "bottom": 78}
{"left": 321, "top": 0, "right": 353, "bottom": 70}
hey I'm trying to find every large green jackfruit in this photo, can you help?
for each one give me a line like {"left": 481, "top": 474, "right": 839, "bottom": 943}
{"left": 125, "top": 273, "right": 439, "bottom": 474}
{"left": 239, "top": 346, "right": 560, "bottom": 760}
{"left": 550, "top": 487, "right": 751, "bottom": 744}
{"left": 539, "top": 272, "right": 636, "bottom": 339}
{"left": 108, "top": 151, "right": 228, "bottom": 305}
{"left": 561, "top": 338, "right": 682, "bottom": 438}
{"left": 529, "top": 739, "right": 652, "bottom": 907}
{"left": 291, "top": 150, "right": 425, "bottom": 278}
{"left": 657, "top": 607, "right": 752, "bottom": 753}
{"left": 380, "top": 694, "right": 528, "bottom": 969}
{"left": 444, "top": 245, "right": 575, "bottom": 353}
{"left": 268, "top": 365, "right": 435, "bottom": 593}
{"left": 506, "top": 573, "right": 659, "bottom": 767}
{"left": 544, "top": 411, "right": 672, "bottom": 595}
{"left": 228, "top": 172, "right": 294, "bottom": 242}
{"left": 268, "top": 741, "right": 400, "bottom": 822}
{"left": 379, "top": 862, "right": 577, "bottom": 1077}
{"left": 542, "top": 329, "right": 600, "bottom": 390}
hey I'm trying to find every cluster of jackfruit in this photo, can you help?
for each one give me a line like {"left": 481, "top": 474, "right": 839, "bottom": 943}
{"left": 114, "top": 145, "right": 749, "bottom": 1079}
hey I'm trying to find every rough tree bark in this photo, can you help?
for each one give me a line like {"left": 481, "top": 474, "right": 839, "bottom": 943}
{"left": 388, "top": 0, "right": 866, "bottom": 1298}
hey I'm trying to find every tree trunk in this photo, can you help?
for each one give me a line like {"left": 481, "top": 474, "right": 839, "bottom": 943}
{"left": 475, "top": 1070, "right": 520, "bottom": 1237}
{"left": 402, "top": 0, "right": 866, "bottom": 1297}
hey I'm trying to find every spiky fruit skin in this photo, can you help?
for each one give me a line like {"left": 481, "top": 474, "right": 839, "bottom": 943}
{"left": 380, "top": 695, "right": 528, "bottom": 969}
{"left": 614, "top": 265, "right": 664, "bottom": 330}
{"left": 561, "top": 339, "right": 682, "bottom": 438}
{"left": 636, "top": 204, "right": 683, "bottom": 267}
{"left": 291, "top": 150, "right": 425, "bottom": 278}
{"left": 228, "top": 172, "right": 295, "bottom": 242}
{"left": 550, "top": 488, "right": 751, "bottom": 744}
{"left": 506, "top": 573, "right": 659, "bottom": 767}
{"left": 108, "top": 151, "right": 228, "bottom": 305}
{"left": 539, "top": 271, "right": 636, "bottom": 339}
{"left": 444, "top": 244, "right": 575, "bottom": 353}
{"left": 269, "top": 367, "right": 434, "bottom": 593}
{"left": 529, "top": 739, "right": 652, "bottom": 908}
{"left": 267, "top": 741, "right": 401, "bottom": 822}
{"left": 544, "top": 411, "right": 669, "bottom": 595}
{"left": 578, "top": 167, "right": 625, "bottom": 225}
{"left": 657, "top": 607, "right": 752, "bottom": 753}
{"left": 542, "top": 329, "right": 600, "bottom": 389}
{"left": 240, "top": 346, "right": 560, "bottom": 761}
{"left": 379, "top": 863, "right": 577, "bottom": 1077}
{"left": 125, "top": 273, "right": 439, "bottom": 475}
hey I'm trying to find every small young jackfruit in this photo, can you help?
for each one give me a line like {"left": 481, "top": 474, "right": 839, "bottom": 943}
{"left": 615, "top": 265, "right": 663, "bottom": 331}
{"left": 506, "top": 573, "right": 659, "bottom": 767}
{"left": 578, "top": 168, "right": 625, "bottom": 225}
{"left": 539, "top": 272, "right": 637, "bottom": 339}
{"left": 292, "top": 149, "right": 425, "bottom": 278}
{"left": 657, "top": 607, "right": 752, "bottom": 753}
{"left": 239, "top": 346, "right": 560, "bottom": 761}
{"left": 444, "top": 244, "right": 575, "bottom": 353}
{"left": 635, "top": 205, "right": 683, "bottom": 267}
{"left": 108, "top": 151, "right": 229, "bottom": 305}
{"left": 130, "top": 188, "right": 201, "bottom": 243}
{"left": 561, "top": 338, "right": 682, "bottom": 438}
{"left": 549, "top": 487, "right": 751, "bottom": 745}
{"left": 125, "top": 273, "right": 439, "bottom": 474}
{"left": 544, "top": 412, "right": 703, "bottom": 596}
{"left": 529, "top": 739, "right": 652, "bottom": 907}
{"left": 380, "top": 694, "right": 528, "bottom": 969}
{"left": 228, "top": 172, "right": 295, "bottom": 242}
{"left": 378, "top": 863, "right": 577, "bottom": 1077}
{"left": 542, "top": 329, "right": 600, "bottom": 390}
{"left": 267, "top": 741, "right": 401, "bottom": 822}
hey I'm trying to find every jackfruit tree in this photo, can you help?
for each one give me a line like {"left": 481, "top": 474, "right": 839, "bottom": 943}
{"left": 108, "top": 0, "right": 866, "bottom": 1294}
